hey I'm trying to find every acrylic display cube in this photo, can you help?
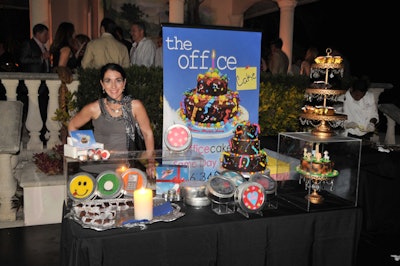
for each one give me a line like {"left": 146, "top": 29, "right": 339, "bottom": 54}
{"left": 63, "top": 149, "right": 204, "bottom": 208}
{"left": 276, "top": 132, "right": 361, "bottom": 212}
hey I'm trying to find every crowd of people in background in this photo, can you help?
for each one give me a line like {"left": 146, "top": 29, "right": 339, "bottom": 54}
{"left": 260, "top": 38, "right": 352, "bottom": 80}
{"left": 2, "top": 18, "right": 383, "bottom": 145}
{"left": 0, "top": 17, "right": 164, "bottom": 73}
{"left": 3, "top": 18, "right": 352, "bottom": 79}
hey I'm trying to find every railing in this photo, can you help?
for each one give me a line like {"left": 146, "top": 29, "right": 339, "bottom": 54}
{"left": 0, "top": 72, "right": 79, "bottom": 155}
{"left": 0, "top": 72, "right": 395, "bottom": 155}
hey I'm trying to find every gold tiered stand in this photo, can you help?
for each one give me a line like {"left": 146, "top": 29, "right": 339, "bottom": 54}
{"left": 296, "top": 166, "right": 339, "bottom": 204}
{"left": 300, "top": 48, "right": 347, "bottom": 138}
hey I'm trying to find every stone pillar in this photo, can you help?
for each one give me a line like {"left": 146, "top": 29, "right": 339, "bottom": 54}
{"left": 45, "top": 80, "right": 62, "bottom": 149}
{"left": 2, "top": 79, "right": 19, "bottom": 101}
{"left": 229, "top": 14, "right": 244, "bottom": 27}
{"left": 0, "top": 154, "right": 17, "bottom": 221}
{"left": 274, "top": 0, "right": 297, "bottom": 73}
{"left": 169, "top": 0, "right": 185, "bottom": 24}
{"left": 384, "top": 116, "right": 396, "bottom": 145}
{"left": 25, "top": 80, "right": 44, "bottom": 150}
{"left": 0, "top": 101, "right": 23, "bottom": 222}
{"left": 29, "top": 0, "right": 50, "bottom": 40}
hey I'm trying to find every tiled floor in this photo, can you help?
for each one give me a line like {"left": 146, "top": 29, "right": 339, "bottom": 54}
{"left": 0, "top": 223, "right": 61, "bottom": 266}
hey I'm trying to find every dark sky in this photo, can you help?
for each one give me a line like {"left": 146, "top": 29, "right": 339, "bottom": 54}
{"left": 1, "top": 0, "right": 397, "bottom": 102}
{"left": 245, "top": 0, "right": 398, "bottom": 102}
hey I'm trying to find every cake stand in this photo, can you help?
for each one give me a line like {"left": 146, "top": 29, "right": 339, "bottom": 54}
{"left": 299, "top": 48, "right": 347, "bottom": 138}
{"left": 300, "top": 88, "right": 347, "bottom": 137}
{"left": 295, "top": 166, "right": 339, "bottom": 204}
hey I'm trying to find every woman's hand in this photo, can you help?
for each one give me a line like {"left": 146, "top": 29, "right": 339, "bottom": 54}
{"left": 146, "top": 160, "right": 156, "bottom": 179}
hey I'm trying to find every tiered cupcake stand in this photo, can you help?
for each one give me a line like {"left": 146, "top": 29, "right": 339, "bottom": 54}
{"left": 299, "top": 48, "right": 347, "bottom": 138}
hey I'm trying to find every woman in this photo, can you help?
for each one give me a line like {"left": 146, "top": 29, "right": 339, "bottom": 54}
{"left": 74, "top": 34, "right": 90, "bottom": 68}
{"left": 68, "top": 63, "right": 155, "bottom": 177}
{"left": 50, "top": 22, "right": 78, "bottom": 71}
{"left": 300, "top": 46, "right": 318, "bottom": 77}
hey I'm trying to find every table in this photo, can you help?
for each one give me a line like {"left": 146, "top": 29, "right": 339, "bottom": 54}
{"left": 358, "top": 145, "right": 400, "bottom": 233}
{"left": 60, "top": 199, "right": 361, "bottom": 266}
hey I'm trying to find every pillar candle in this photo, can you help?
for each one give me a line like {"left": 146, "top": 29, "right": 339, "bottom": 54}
{"left": 134, "top": 188, "right": 153, "bottom": 220}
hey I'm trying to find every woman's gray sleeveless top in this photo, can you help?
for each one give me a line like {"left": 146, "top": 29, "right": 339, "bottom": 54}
{"left": 92, "top": 99, "right": 127, "bottom": 152}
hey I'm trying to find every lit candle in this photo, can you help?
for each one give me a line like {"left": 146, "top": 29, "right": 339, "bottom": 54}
{"left": 116, "top": 165, "right": 127, "bottom": 177}
{"left": 211, "top": 49, "right": 216, "bottom": 69}
{"left": 134, "top": 188, "right": 153, "bottom": 221}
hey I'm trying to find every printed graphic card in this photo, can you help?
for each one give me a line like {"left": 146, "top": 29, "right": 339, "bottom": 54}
{"left": 69, "top": 130, "right": 97, "bottom": 148}
{"left": 156, "top": 165, "right": 189, "bottom": 195}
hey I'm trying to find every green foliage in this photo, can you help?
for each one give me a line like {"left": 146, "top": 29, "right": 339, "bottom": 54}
{"left": 120, "top": 3, "right": 148, "bottom": 24}
{"left": 52, "top": 90, "right": 77, "bottom": 127}
{"left": 258, "top": 74, "right": 309, "bottom": 136}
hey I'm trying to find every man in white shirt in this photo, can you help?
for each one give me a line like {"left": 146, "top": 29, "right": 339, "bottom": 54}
{"left": 129, "top": 21, "right": 156, "bottom": 67}
{"left": 343, "top": 77, "right": 379, "bottom": 139}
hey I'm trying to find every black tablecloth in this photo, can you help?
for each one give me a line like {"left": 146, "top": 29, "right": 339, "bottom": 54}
{"left": 60, "top": 199, "right": 361, "bottom": 266}
{"left": 358, "top": 146, "right": 400, "bottom": 234}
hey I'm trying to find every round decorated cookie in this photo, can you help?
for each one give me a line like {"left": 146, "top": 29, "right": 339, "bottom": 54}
{"left": 121, "top": 168, "right": 148, "bottom": 196}
{"left": 164, "top": 124, "right": 192, "bottom": 152}
{"left": 67, "top": 172, "right": 96, "bottom": 201}
{"left": 235, "top": 182, "right": 266, "bottom": 213}
{"left": 96, "top": 170, "right": 123, "bottom": 199}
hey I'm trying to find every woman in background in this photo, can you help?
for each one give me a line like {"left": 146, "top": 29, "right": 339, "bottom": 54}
{"left": 300, "top": 46, "right": 318, "bottom": 77}
{"left": 50, "top": 22, "right": 78, "bottom": 72}
{"left": 74, "top": 34, "right": 90, "bottom": 68}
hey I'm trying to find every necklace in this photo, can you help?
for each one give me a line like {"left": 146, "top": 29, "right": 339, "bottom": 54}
{"left": 105, "top": 100, "right": 122, "bottom": 114}
{"left": 106, "top": 95, "right": 124, "bottom": 104}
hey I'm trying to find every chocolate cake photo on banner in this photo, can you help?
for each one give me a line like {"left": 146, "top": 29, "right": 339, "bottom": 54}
{"left": 162, "top": 24, "right": 262, "bottom": 180}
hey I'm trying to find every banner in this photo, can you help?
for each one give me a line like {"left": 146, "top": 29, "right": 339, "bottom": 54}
{"left": 162, "top": 24, "right": 261, "bottom": 180}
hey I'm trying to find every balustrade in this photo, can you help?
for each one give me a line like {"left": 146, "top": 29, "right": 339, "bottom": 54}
{"left": 0, "top": 72, "right": 79, "bottom": 153}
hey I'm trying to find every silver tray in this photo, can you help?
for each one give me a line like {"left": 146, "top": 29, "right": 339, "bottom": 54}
{"left": 65, "top": 198, "right": 184, "bottom": 231}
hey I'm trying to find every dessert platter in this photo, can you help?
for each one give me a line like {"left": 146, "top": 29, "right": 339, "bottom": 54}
{"left": 299, "top": 48, "right": 347, "bottom": 138}
{"left": 65, "top": 197, "right": 184, "bottom": 231}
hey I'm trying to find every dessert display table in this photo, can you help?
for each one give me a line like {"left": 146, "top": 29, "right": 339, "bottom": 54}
{"left": 60, "top": 199, "right": 361, "bottom": 266}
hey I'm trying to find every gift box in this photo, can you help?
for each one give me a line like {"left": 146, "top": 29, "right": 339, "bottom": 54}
{"left": 64, "top": 130, "right": 104, "bottom": 159}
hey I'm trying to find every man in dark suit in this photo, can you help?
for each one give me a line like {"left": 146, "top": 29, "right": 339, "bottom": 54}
{"left": 19, "top": 23, "right": 51, "bottom": 143}
{"left": 20, "top": 23, "right": 50, "bottom": 73}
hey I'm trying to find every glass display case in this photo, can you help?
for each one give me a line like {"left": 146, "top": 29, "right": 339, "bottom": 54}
{"left": 63, "top": 149, "right": 204, "bottom": 208}
{"left": 276, "top": 132, "right": 361, "bottom": 212}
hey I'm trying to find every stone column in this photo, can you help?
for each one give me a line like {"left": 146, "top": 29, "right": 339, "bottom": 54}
{"left": 0, "top": 154, "right": 17, "bottom": 221}
{"left": 45, "top": 80, "right": 62, "bottom": 149}
{"left": 0, "top": 101, "right": 23, "bottom": 222}
{"left": 25, "top": 80, "right": 44, "bottom": 150}
{"left": 2, "top": 79, "right": 19, "bottom": 101}
{"left": 29, "top": 0, "right": 50, "bottom": 37}
{"left": 229, "top": 14, "right": 244, "bottom": 27}
{"left": 274, "top": 0, "right": 297, "bottom": 73}
{"left": 169, "top": 0, "right": 185, "bottom": 24}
